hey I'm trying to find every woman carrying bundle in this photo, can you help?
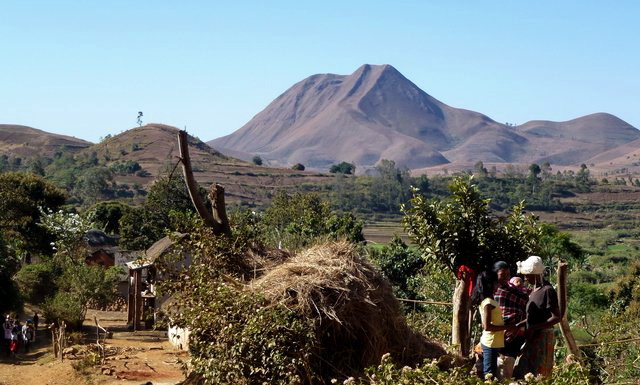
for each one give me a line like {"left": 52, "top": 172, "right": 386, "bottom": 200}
{"left": 513, "top": 256, "right": 561, "bottom": 378}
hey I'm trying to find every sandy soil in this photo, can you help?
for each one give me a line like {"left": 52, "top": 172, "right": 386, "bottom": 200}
{"left": 0, "top": 309, "right": 186, "bottom": 385}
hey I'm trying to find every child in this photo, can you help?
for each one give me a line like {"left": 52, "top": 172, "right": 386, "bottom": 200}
{"left": 472, "top": 270, "right": 517, "bottom": 379}
{"left": 509, "top": 276, "right": 531, "bottom": 295}
{"left": 10, "top": 321, "right": 20, "bottom": 359}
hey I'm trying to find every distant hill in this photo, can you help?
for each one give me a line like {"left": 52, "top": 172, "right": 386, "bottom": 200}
{"left": 209, "top": 64, "right": 640, "bottom": 172}
{"left": 78, "top": 124, "right": 332, "bottom": 205}
{"left": 0, "top": 124, "right": 91, "bottom": 157}
{"left": 85, "top": 124, "right": 231, "bottom": 177}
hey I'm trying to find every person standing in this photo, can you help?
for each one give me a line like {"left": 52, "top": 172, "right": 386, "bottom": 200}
{"left": 492, "top": 261, "right": 528, "bottom": 378}
{"left": 22, "top": 321, "right": 33, "bottom": 353}
{"left": 471, "top": 270, "right": 517, "bottom": 379}
{"left": 3, "top": 315, "right": 13, "bottom": 357}
{"left": 10, "top": 321, "right": 20, "bottom": 359}
{"left": 33, "top": 313, "right": 39, "bottom": 332}
{"left": 513, "top": 256, "right": 561, "bottom": 379}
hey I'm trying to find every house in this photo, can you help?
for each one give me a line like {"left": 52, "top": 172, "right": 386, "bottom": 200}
{"left": 84, "top": 229, "right": 141, "bottom": 296}
{"left": 125, "top": 233, "right": 189, "bottom": 331}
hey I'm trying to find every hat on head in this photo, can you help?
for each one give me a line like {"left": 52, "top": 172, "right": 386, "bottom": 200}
{"left": 516, "top": 255, "right": 544, "bottom": 275}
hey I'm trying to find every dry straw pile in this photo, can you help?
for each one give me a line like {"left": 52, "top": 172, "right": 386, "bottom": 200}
{"left": 249, "top": 240, "right": 446, "bottom": 379}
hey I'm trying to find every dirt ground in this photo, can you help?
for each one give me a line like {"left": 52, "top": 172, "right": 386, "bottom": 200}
{"left": 0, "top": 308, "right": 186, "bottom": 385}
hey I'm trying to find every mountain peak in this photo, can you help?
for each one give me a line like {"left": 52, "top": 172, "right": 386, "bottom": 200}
{"left": 209, "top": 65, "right": 639, "bottom": 171}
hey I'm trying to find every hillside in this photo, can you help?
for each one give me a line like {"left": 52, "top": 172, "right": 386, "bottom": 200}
{"left": 81, "top": 124, "right": 333, "bottom": 205}
{"left": 0, "top": 124, "right": 91, "bottom": 157}
{"left": 210, "top": 65, "right": 640, "bottom": 172}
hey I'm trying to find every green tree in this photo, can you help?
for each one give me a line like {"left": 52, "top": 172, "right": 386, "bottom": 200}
{"left": 291, "top": 163, "right": 305, "bottom": 171}
{"left": 263, "top": 192, "right": 364, "bottom": 250}
{"left": 0, "top": 172, "right": 67, "bottom": 258}
{"left": 39, "top": 209, "right": 121, "bottom": 328}
{"left": 402, "top": 176, "right": 542, "bottom": 355}
{"left": 329, "top": 161, "right": 356, "bottom": 174}
{"left": 473, "top": 161, "right": 488, "bottom": 177}
{"left": 369, "top": 236, "right": 424, "bottom": 299}
{"left": 252, "top": 155, "right": 263, "bottom": 166}
{"left": 84, "top": 200, "right": 132, "bottom": 234}
{"left": 119, "top": 176, "right": 207, "bottom": 250}
{"left": 0, "top": 236, "right": 22, "bottom": 315}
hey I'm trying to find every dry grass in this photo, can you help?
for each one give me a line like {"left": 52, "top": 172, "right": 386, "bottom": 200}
{"left": 249, "top": 241, "right": 446, "bottom": 378}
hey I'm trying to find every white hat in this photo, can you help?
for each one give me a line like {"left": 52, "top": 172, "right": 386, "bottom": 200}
{"left": 516, "top": 255, "right": 544, "bottom": 275}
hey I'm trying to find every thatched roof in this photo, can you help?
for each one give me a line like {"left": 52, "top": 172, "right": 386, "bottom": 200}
{"left": 126, "top": 233, "right": 188, "bottom": 270}
{"left": 249, "top": 241, "right": 447, "bottom": 379}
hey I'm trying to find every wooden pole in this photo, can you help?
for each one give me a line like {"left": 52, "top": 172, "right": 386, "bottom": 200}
{"left": 59, "top": 321, "right": 65, "bottom": 362}
{"left": 50, "top": 324, "right": 58, "bottom": 358}
{"left": 557, "top": 261, "right": 581, "bottom": 359}
{"left": 177, "top": 130, "right": 230, "bottom": 235}
{"left": 209, "top": 184, "right": 231, "bottom": 235}
{"left": 451, "top": 278, "right": 471, "bottom": 356}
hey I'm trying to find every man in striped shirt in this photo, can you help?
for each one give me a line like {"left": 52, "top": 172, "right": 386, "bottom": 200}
{"left": 492, "top": 261, "right": 528, "bottom": 378}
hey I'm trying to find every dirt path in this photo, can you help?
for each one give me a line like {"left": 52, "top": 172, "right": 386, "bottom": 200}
{"left": 0, "top": 310, "right": 186, "bottom": 385}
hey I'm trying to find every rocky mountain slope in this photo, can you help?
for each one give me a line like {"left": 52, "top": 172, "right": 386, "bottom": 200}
{"left": 210, "top": 65, "right": 640, "bottom": 171}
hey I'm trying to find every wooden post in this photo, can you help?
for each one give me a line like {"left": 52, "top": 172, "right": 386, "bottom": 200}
{"left": 177, "top": 130, "right": 231, "bottom": 236}
{"left": 127, "top": 269, "right": 134, "bottom": 325}
{"left": 557, "top": 261, "right": 581, "bottom": 359}
{"left": 451, "top": 278, "right": 471, "bottom": 356}
{"left": 59, "top": 321, "right": 66, "bottom": 362}
{"left": 209, "top": 184, "right": 231, "bottom": 235}
{"left": 50, "top": 324, "right": 58, "bottom": 358}
{"left": 134, "top": 269, "right": 142, "bottom": 331}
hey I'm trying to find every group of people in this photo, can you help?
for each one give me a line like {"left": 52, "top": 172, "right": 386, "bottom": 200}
{"left": 2, "top": 313, "right": 38, "bottom": 359}
{"left": 472, "top": 256, "right": 561, "bottom": 380}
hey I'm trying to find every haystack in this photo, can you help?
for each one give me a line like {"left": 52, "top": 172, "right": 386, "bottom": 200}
{"left": 249, "top": 241, "right": 447, "bottom": 379}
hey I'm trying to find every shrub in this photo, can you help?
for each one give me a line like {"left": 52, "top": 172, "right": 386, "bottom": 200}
{"left": 350, "top": 353, "right": 590, "bottom": 385}
{"left": 252, "top": 155, "right": 263, "bottom": 166}
{"left": 291, "top": 163, "right": 305, "bottom": 171}
{"left": 14, "top": 262, "right": 58, "bottom": 304}
{"left": 172, "top": 281, "right": 315, "bottom": 385}
{"left": 43, "top": 291, "right": 85, "bottom": 329}
{"left": 330, "top": 161, "right": 355, "bottom": 174}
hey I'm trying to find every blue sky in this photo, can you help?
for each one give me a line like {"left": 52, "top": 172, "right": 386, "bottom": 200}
{"left": 1, "top": 1, "right": 639, "bottom": 143}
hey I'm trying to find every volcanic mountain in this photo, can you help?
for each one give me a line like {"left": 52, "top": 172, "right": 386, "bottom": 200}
{"left": 210, "top": 64, "right": 640, "bottom": 171}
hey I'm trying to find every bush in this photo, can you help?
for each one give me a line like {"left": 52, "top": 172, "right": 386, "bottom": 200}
{"left": 14, "top": 263, "right": 58, "bottom": 304}
{"left": 173, "top": 282, "right": 314, "bottom": 385}
{"left": 252, "top": 155, "right": 263, "bottom": 166}
{"left": 350, "top": 353, "right": 591, "bottom": 384}
{"left": 291, "top": 163, "right": 305, "bottom": 171}
{"left": 43, "top": 292, "right": 85, "bottom": 329}
{"left": 330, "top": 161, "right": 355, "bottom": 174}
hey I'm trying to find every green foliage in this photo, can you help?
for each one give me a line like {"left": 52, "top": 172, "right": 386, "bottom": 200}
{"left": 159, "top": 212, "right": 315, "bottom": 384}
{"left": 14, "top": 262, "right": 59, "bottom": 304}
{"left": 42, "top": 291, "right": 85, "bottom": 329}
{"left": 263, "top": 192, "right": 364, "bottom": 250}
{"left": 119, "top": 175, "right": 206, "bottom": 250}
{"left": 291, "top": 163, "right": 305, "bottom": 171}
{"left": 609, "top": 259, "right": 640, "bottom": 311}
{"left": 109, "top": 160, "right": 142, "bottom": 175}
{"left": 38, "top": 209, "right": 121, "bottom": 328}
{"left": 0, "top": 172, "right": 67, "bottom": 257}
{"left": 403, "top": 176, "right": 542, "bottom": 273}
{"left": 0, "top": 236, "right": 22, "bottom": 315}
{"left": 351, "top": 353, "right": 590, "bottom": 385}
{"left": 537, "top": 224, "right": 584, "bottom": 265}
{"left": 368, "top": 236, "right": 423, "bottom": 299}
{"left": 252, "top": 155, "right": 263, "bottom": 165}
{"left": 330, "top": 161, "right": 356, "bottom": 174}
{"left": 177, "top": 282, "right": 314, "bottom": 385}
{"left": 84, "top": 200, "right": 132, "bottom": 234}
